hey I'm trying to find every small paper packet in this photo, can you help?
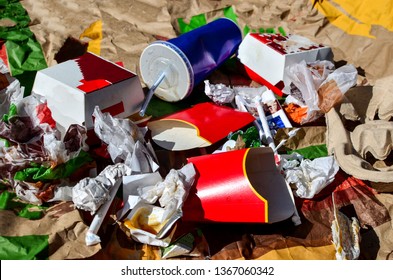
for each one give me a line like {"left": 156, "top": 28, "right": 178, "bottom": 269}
{"left": 122, "top": 163, "right": 196, "bottom": 247}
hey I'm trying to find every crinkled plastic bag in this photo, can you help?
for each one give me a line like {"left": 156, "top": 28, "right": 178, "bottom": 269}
{"left": 318, "top": 64, "right": 358, "bottom": 113}
{"left": 285, "top": 61, "right": 357, "bottom": 124}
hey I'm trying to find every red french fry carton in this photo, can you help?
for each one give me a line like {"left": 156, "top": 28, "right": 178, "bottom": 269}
{"left": 32, "top": 52, "right": 145, "bottom": 138}
{"left": 148, "top": 102, "right": 255, "bottom": 151}
{"left": 183, "top": 147, "right": 295, "bottom": 223}
{"left": 238, "top": 33, "right": 333, "bottom": 96}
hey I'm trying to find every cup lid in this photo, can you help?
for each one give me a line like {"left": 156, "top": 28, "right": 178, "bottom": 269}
{"left": 139, "top": 41, "right": 194, "bottom": 102}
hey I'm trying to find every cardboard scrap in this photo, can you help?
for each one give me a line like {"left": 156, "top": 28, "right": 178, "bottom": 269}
{"left": 326, "top": 76, "right": 393, "bottom": 186}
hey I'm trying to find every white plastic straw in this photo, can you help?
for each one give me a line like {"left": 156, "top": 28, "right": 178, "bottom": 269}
{"left": 286, "top": 180, "right": 302, "bottom": 226}
{"left": 85, "top": 179, "right": 122, "bottom": 246}
{"left": 235, "top": 94, "right": 265, "bottom": 142}
{"left": 255, "top": 96, "right": 276, "bottom": 150}
{"left": 273, "top": 128, "right": 301, "bottom": 153}
{"left": 139, "top": 70, "right": 167, "bottom": 117}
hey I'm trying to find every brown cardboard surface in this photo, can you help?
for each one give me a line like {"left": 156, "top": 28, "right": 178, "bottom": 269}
{"left": 326, "top": 78, "right": 393, "bottom": 185}
{"left": 0, "top": 202, "right": 100, "bottom": 259}
{"left": 22, "top": 0, "right": 393, "bottom": 84}
{"left": 8, "top": 0, "right": 393, "bottom": 260}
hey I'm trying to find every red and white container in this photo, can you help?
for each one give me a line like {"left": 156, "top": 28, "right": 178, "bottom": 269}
{"left": 147, "top": 102, "right": 255, "bottom": 151}
{"left": 32, "top": 52, "right": 145, "bottom": 135}
{"left": 238, "top": 33, "right": 333, "bottom": 96}
{"left": 183, "top": 147, "right": 295, "bottom": 223}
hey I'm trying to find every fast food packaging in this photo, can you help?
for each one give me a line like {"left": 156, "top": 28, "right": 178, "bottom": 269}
{"left": 148, "top": 102, "right": 255, "bottom": 151}
{"left": 182, "top": 147, "right": 295, "bottom": 223}
{"left": 139, "top": 18, "right": 242, "bottom": 102}
{"left": 237, "top": 33, "right": 333, "bottom": 96}
{"left": 31, "top": 52, "right": 145, "bottom": 139}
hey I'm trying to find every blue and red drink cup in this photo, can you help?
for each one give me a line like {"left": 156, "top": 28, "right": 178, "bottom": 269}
{"left": 139, "top": 18, "right": 242, "bottom": 102}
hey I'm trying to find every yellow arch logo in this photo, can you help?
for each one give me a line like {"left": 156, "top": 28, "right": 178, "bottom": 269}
{"left": 312, "top": 0, "right": 393, "bottom": 38}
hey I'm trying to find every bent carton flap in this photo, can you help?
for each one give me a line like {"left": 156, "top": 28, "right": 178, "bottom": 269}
{"left": 183, "top": 147, "right": 295, "bottom": 223}
{"left": 148, "top": 102, "right": 255, "bottom": 151}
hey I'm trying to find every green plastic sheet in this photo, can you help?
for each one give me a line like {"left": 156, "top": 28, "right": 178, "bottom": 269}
{"left": 0, "top": 191, "right": 46, "bottom": 219}
{"left": 0, "top": 0, "right": 47, "bottom": 76}
{"left": 14, "top": 150, "right": 93, "bottom": 182}
{"left": 288, "top": 144, "right": 328, "bottom": 160}
{"left": 0, "top": 235, "right": 49, "bottom": 260}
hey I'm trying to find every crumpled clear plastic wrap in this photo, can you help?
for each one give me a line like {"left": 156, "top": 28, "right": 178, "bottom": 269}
{"left": 2, "top": 122, "right": 90, "bottom": 203}
{"left": 123, "top": 163, "right": 196, "bottom": 247}
{"left": 14, "top": 181, "right": 42, "bottom": 205}
{"left": 43, "top": 124, "right": 88, "bottom": 165}
{"left": 1, "top": 145, "right": 43, "bottom": 187}
{"left": 92, "top": 106, "right": 159, "bottom": 173}
{"left": 72, "top": 163, "right": 132, "bottom": 214}
{"left": 0, "top": 59, "right": 9, "bottom": 74}
{"left": 204, "top": 80, "right": 235, "bottom": 104}
{"left": 283, "top": 154, "right": 339, "bottom": 199}
{"left": 0, "top": 80, "right": 24, "bottom": 116}
{"left": 1, "top": 86, "right": 91, "bottom": 204}
{"left": 0, "top": 94, "right": 57, "bottom": 145}
{"left": 285, "top": 60, "right": 334, "bottom": 123}
{"left": 0, "top": 60, "right": 24, "bottom": 116}
{"left": 285, "top": 60, "right": 357, "bottom": 124}
{"left": 317, "top": 64, "right": 358, "bottom": 113}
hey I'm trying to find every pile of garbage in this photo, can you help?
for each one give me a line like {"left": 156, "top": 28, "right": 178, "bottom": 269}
{"left": 1, "top": 17, "right": 392, "bottom": 261}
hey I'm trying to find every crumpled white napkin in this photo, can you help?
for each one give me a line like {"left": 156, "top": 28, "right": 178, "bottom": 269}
{"left": 283, "top": 154, "right": 339, "bottom": 199}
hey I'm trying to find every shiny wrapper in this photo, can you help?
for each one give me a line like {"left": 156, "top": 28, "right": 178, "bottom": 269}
{"left": 204, "top": 80, "right": 235, "bottom": 104}
{"left": 72, "top": 163, "right": 132, "bottom": 214}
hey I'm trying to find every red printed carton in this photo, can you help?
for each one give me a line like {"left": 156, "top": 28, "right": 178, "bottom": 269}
{"left": 238, "top": 33, "right": 332, "bottom": 96}
{"left": 183, "top": 147, "right": 295, "bottom": 223}
{"left": 32, "top": 52, "right": 145, "bottom": 135}
{"left": 148, "top": 102, "right": 255, "bottom": 151}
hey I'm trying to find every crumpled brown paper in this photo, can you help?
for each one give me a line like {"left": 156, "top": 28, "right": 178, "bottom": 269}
{"left": 0, "top": 201, "right": 100, "bottom": 259}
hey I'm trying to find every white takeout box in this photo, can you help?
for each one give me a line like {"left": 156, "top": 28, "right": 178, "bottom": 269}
{"left": 238, "top": 33, "right": 333, "bottom": 96}
{"left": 32, "top": 52, "right": 145, "bottom": 135}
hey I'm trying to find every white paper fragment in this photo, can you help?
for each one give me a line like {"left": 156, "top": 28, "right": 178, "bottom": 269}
{"left": 283, "top": 155, "right": 339, "bottom": 199}
{"left": 72, "top": 163, "right": 132, "bottom": 214}
{"left": 48, "top": 185, "right": 74, "bottom": 202}
{"left": 123, "top": 163, "right": 196, "bottom": 246}
{"left": 14, "top": 183, "right": 42, "bottom": 205}
{"left": 117, "top": 172, "right": 163, "bottom": 220}
{"left": 92, "top": 106, "right": 159, "bottom": 173}
{"left": 1, "top": 79, "right": 24, "bottom": 117}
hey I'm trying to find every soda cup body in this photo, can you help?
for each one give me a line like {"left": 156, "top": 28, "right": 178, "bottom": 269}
{"left": 139, "top": 18, "right": 242, "bottom": 102}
